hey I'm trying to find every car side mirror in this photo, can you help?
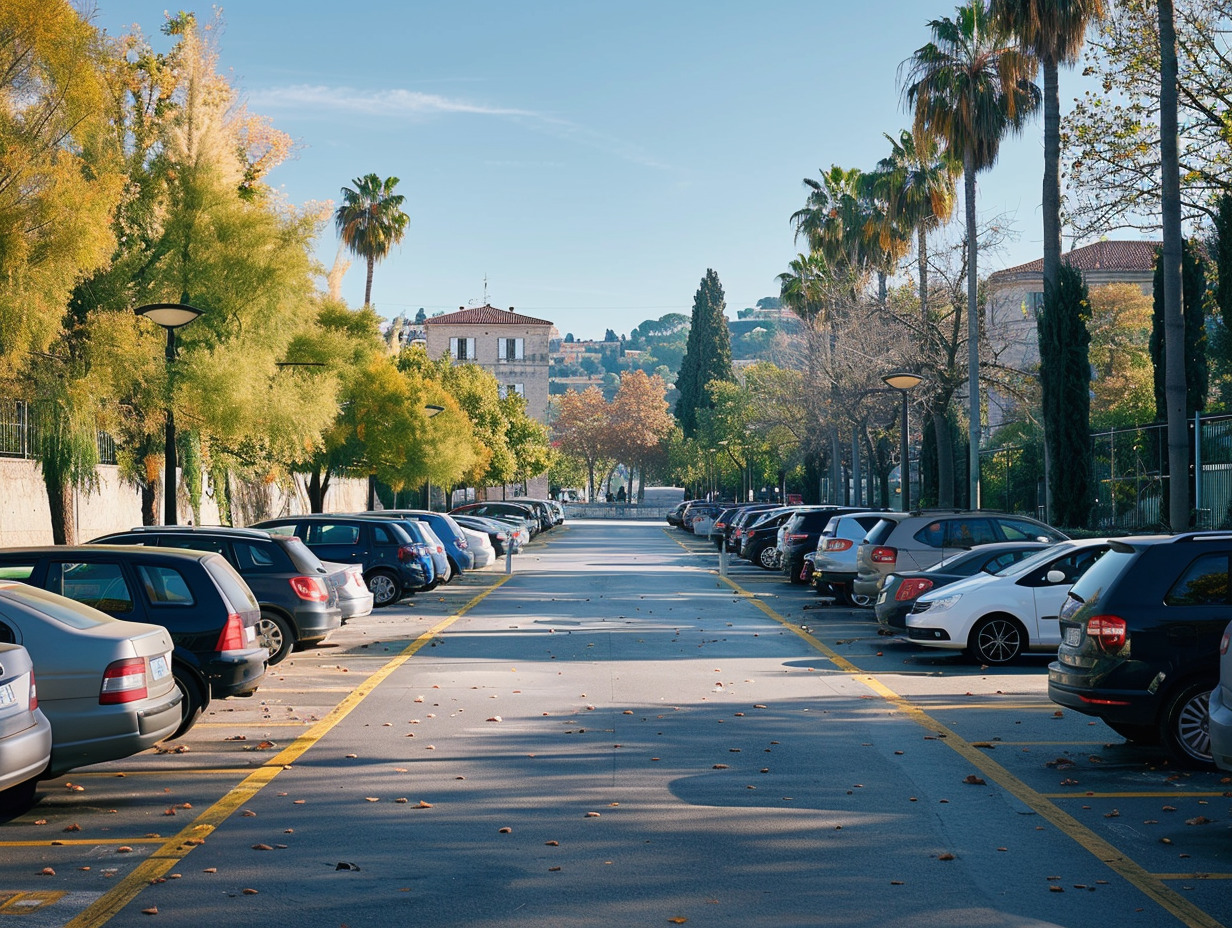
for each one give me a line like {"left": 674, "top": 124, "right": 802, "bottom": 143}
{"left": 1045, "top": 569, "right": 1067, "bottom": 584}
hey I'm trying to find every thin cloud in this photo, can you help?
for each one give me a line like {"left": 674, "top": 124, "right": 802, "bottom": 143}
{"left": 249, "top": 83, "right": 673, "bottom": 172}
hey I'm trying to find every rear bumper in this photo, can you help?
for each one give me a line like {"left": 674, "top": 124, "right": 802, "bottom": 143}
{"left": 1046, "top": 664, "right": 1159, "bottom": 725}
{"left": 206, "top": 648, "right": 267, "bottom": 698}
{"left": 338, "top": 590, "right": 374, "bottom": 620}
{"left": 293, "top": 604, "right": 343, "bottom": 641}
{"left": 46, "top": 690, "right": 181, "bottom": 776}
{"left": 1210, "top": 684, "right": 1232, "bottom": 772}
{"left": 852, "top": 575, "right": 883, "bottom": 597}
{"left": 0, "top": 711, "right": 51, "bottom": 792}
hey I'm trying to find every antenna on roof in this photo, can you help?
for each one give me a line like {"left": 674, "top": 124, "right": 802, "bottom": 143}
{"left": 483, "top": 273, "right": 489, "bottom": 306}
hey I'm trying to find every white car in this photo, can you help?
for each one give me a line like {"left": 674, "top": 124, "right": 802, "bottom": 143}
{"left": 905, "top": 538, "right": 1111, "bottom": 664}
{"left": 458, "top": 526, "right": 495, "bottom": 569}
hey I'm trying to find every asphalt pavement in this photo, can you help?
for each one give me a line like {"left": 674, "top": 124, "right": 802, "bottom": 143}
{"left": 0, "top": 520, "right": 1229, "bottom": 928}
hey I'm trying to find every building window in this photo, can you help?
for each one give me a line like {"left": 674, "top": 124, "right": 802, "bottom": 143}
{"left": 502, "top": 383, "right": 525, "bottom": 399}
{"left": 497, "top": 337, "right": 524, "bottom": 362}
{"left": 1022, "top": 291, "right": 1045, "bottom": 318}
{"left": 449, "top": 336, "right": 476, "bottom": 361}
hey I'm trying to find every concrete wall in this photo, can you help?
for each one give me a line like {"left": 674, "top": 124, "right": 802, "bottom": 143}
{"left": 0, "top": 459, "right": 369, "bottom": 546}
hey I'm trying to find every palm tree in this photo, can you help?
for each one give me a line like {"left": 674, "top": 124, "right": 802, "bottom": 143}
{"left": 901, "top": 1, "right": 1040, "bottom": 507}
{"left": 334, "top": 174, "right": 410, "bottom": 307}
{"left": 792, "top": 166, "right": 873, "bottom": 283}
{"left": 990, "top": 0, "right": 1104, "bottom": 307}
{"left": 776, "top": 252, "right": 832, "bottom": 325}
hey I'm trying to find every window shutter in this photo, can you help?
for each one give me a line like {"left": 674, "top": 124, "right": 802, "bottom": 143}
{"left": 466, "top": 337, "right": 475, "bottom": 359}
{"left": 449, "top": 337, "right": 458, "bottom": 358}
{"left": 514, "top": 338, "right": 524, "bottom": 360}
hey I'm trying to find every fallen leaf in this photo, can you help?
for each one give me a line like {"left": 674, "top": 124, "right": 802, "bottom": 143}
{"left": 252, "top": 844, "right": 273, "bottom": 851}
{"left": 40, "top": 867, "right": 55, "bottom": 876}
{"left": 937, "top": 853, "right": 955, "bottom": 861}
{"left": 335, "top": 862, "right": 360, "bottom": 871}
{"left": 548, "top": 866, "right": 562, "bottom": 872}
{"left": 242, "top": 888, "right": 259, "bottom": 895}
{"left": 963, "top": 775, "right": 987, "bottom": 785}
{"left": 203, "top": 868, "right": 217, "bottom": 874}
{"left": 364, "top": 797, "right": 379, "bottom": 803}
{"left": 498, "top": 827, "right": 512, "bottom": 834}
{"left": 1186, "top": 816, "right": 1211, "bottom": 825}
{"left": 585, "top": 811, "right": 601, "bottom": 818}
{"left": 142, "top": 907, "right": 158, "bottom": 915}
{"left": 545, "top": 840, "right": 559, "bottom": 846}
{"left": 668, "top": 919, "right": 688, "bottom": 925}
{"left": 63, "top": 823, "right": 81, "bottom": 832}
{"left": 116, "top": 846, "right": 133, "bottom": 853}
{"left": 416, "top": 800, "right": 433, "bottom": 809}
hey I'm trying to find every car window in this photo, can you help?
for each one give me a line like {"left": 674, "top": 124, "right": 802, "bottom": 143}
{"left": 53, "top": 561, "right": 134, "bottom": 613}
{"left": 372, "top": 523, "right": 395, "bottom": 545}
{"left": 137, "top": 565, "right": 195, "bottom": 605}
{"left": 309, "top": 523, "right": 360, "bottom": 545}
{"left": 159, "top": 536, "right": 228, "bottom": 556}
{"left": 233, "top": 541, "right": 288, "bottom": 572}
{"left": 0, "top": 586, "right": 111, "bottom": 629}
{"left": 0, "top": 563, "right": 35, "bottom": 581}
{"left": 203, "top": 557, "right": 259, "bottom": 612}
{"left": 865, "top": 519, "right": 899, "bottom": 546}
{"left": 1046, "top": 547, "right": 1106, "bottom": 584}
{"left": 943, "top": 519, "right": 997, "bottom": 547}
{"left": 913, "top": 521, "right": 946, "bottom": 547}
{"left": 262, "top": 523, "right": 298, "bottom": 537}
{"left": 1165, "top": 553, "right": 1230, "bottom": 606}
{"left": 1000, "top": 517, "right": 1059, "bottom": 539}
{"left": 980, "top": 550, "right": 1034, "bottom": 574}
{"left": 0, "top": 621, "right": 12, "bottom": 643}
{"left": 1068, "top": 547, "right": 1136, "bottom": 606}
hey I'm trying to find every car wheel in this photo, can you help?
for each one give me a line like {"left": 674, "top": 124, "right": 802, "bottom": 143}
{"left": 842, "top": 587, "right": 875, "bottom": 608}
{"left": 1105, "top": 721, "right": 1161, "bottom": 745}
{"left": 1160, "top": 679, "right": 1215, "bottom": 768}
{"left": 367, "top": 570, "right": 401, "bottom": 608}
{"left": 757, "top": 545, "right": 777, "bottom": 570}
{"left": 170, "top": 667, "right": 206, "bottom": 739}
{"left": 968, "top": 615, "right": 1025, "bottom": 665}
{"left": 256, "top": 612, "right": 294, "bottom": 666}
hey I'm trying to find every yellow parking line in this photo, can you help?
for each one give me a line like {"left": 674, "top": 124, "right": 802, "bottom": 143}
{"left": 719, "top": 574, "right": 1227, "bottom": 928}
{"left": 64, "top": 576, "right": 510, "bottom": 928}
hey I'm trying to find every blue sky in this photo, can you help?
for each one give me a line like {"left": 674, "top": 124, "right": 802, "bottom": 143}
{"left": 89, "top": 1, "right": 1143, "bottom": 340}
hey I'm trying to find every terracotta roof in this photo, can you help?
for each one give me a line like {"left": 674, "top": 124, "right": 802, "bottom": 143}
{"left": 424, "top": 305, "right": 553, "bottom": 326}
{"left": 991, "top": 240, "right": 1160, "bottom": 278}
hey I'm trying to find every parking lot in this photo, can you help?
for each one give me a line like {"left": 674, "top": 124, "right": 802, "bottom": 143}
{"left": 0, "top": 521, "right": 1229, "bottom": 927}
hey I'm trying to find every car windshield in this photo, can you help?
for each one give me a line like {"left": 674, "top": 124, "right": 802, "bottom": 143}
{"left": 991, "top": 543, "right": 1068, "bottom": 577}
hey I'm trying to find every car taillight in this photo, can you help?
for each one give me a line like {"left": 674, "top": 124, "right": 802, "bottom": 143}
{"left": 28, "top": 670, "right": 37, "bottom": 711}
{"left": 786, "top": 533, "right": 807, "bottom": 544}
{"left": 896, "top": 578, "right": 934, "bottom": 601}
{"left": 397, "top": 545, "right": 416, "bottom": 562}
{"left": 216, "top": 613, "right": 247, "bottom": 651}
{"left": 290, "top": 576, "right": 329, "bottom": 602}
{"left": 100, "top": 658, "right": 148, "bottom": 704}
{"left": 1222, "top": 629, "right": 1231, "bottom": 656}
{"left": 1085, "top": 614, "right": 1127, "bottom": 651}
{"left": 824, "top": 538, "right": 853, "bottom": 552}
{"left": 871, "top": 546, "right": 897, "bottom": 564}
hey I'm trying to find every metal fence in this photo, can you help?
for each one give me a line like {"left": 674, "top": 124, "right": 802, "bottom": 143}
{"left": 980, "top": 413, "right": 1232, "bottom": 531}
{"left": 0, "top": 399, "right": 118, "bottom": 466}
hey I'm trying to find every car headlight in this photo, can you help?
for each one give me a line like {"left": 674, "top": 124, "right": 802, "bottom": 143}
{"left": 928, "top": 593, "right": 962, "bottom": 612}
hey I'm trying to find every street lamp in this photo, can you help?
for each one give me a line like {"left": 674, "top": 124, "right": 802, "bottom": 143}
{"left": 883, "top": 371, "right": 924, "bottom": 512}
{"left": 422, "top": 404, "right": 445, "bottom": 510}
{"left": 135, "top": 303, "right": 205, "bottom": 525}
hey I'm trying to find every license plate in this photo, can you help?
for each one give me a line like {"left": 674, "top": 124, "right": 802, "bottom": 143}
{"left": 1063, "top": 626, "right": 1082, "bottom": 647}
{"left": 0, "top": 683, "right": 14, "bottom": 707}
{"left": 150, "top": 655, "right": 169, "bottom": 681}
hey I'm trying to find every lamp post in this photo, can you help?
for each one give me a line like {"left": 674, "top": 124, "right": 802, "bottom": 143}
{"left": 135, "top": 303, "right": 204, "bottom": 525}
{"left": 422, "top": 404, "right": 445, "bottom": 510}
{"left": 883, "top": 371, "right": 924, "bottom": 511}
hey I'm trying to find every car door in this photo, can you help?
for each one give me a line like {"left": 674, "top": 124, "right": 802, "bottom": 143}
{"left": 1159, "top": 550, "right": 1232, "bottom": 672}
{"left": 303, "top": 521, "right": 370, "bottom": 567}
{"left": 1027, "top": 546, "right": 1108, "bottom": 646}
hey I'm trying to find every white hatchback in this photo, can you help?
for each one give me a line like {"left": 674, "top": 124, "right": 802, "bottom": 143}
{"left": 905, "top": 538, "right": 1111, "bottom": 664}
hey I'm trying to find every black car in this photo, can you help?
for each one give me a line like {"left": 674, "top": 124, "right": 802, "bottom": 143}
{"left": 453, "top": 514, "right": 517, "bottom": 556}
{"left": 1048, "top": 532, "right": 1232, "bottom": 767}
{"left": 252, "top": 515, "right": 431, "bottom": 608}
{"left": 740, "top": 508, "right": 799, "bottom": 568}
{"left": 88, "top": 526, "right": 344, "bottom": 665}
{"left": 874, "top": 541, "right": 1052, "bottom": 630}
{"left": 0, "top": 546, "right": 267, "bottom": 737}
{"left": 450, "top": 502, "right": 541, "bottom": 537}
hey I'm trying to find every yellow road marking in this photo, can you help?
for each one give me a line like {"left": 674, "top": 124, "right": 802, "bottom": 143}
{"left": 1041, "top": 791, "right": 1232, "bottom": 799}
{"left": 64, "top": 576, "right": 510, "bottom": 928}
{"left": 1156, "top": 874, "right": 1232, "bottom": 881}
{"left": 719, "top": 574, "right": 1227, "bottom": 928}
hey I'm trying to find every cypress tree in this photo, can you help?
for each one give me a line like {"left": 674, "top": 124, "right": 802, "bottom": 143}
{"left": 1213, "top": 193, "right": 1232, "bottom": 333}
{"left": 674, "top": 269, "right": 733, "bottom": 436}
{"left": 1151, "top": 240, "right": 1208, "bottom": 420}
{"left": 1038, "top": 263, "right": 1093, "bottom": 527}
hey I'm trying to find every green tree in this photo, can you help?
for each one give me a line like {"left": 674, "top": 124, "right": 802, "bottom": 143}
{"left": 1088, "top": 283, "right": 1154, "bottom": 429}
{"left": 1150, "top": 241, "right": 1208, "bottom": 422}
{"left": 334, "top": 174, "right": 409, "bottom": 308}
{"left": 674, "top": 269, "right": 733, "bottom": 437}
{"left": 1038, "top": 264, "right": 1093, "bottom": 526}
{"left": 902, "top": 0, "right": 1041, "bottom": 506}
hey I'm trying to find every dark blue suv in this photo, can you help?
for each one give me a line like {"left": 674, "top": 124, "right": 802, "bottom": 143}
{"left": 252, "top": 516, "right": 432, "bottom": 608}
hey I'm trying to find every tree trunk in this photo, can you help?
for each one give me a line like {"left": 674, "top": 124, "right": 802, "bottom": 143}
{"left": 964, "top": 146, "right": 981, "bottom": 509}
{"left": 364, "top": 256, "right": 375, "bottom": 307}
{"left": 307, "top": 467, "right": 331, "bottom": 513}
{"left": 1041, "top": 54, "right": 1062, "bottom": 523}
{"left": 42, "top": 471, "right": 75, "bottom": 546}
{"left": 1159, "top": 0, "right": 1188, "bottom": 530}
{"left": 932, "top": 408, "right": 954, "bottom": 508}
{"left": 141, "top": 481, "right": 158, "bottom": 526}
{"left": 918, "top": 225, "right": 929, "bottom": 323}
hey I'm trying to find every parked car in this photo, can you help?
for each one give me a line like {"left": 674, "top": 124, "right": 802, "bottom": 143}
{"left": 252, "top": 515, "right": 431, "bottom": 607}
{"left": 854, "top": 510, "right": 1069, "bottom": 599}
{"left": 722, "top": 504, "right": 778, "bottom": 553}
{"left": 458, "top": 525, "right": 495, "bottom": 568}
{"left": 875, "top": 541, "right": 1053, "bottom": 630}
{"left": 0, "top": 581, "right": 182, "bottom": 774}
{"left": 740, "top": 508, "right": 799, "bottom": 568}
{"left": 450, "top": 502, "right": 541, "bottom": 537}
{"left": 453, "top": 514, "right": 519, "bottom": 556}
{"left": 88, "top": 526, "right": 343, "bottom": 665}
{"left": 0, "top": 546, "right": 264, "bottom": 738}
{"left": 320, "top": 561, "right": 374, "bottom": 621}
{"left": 0, "top": 641, "right": 52, "bottom": 811}
{"left": 1049, "top": 532, "right": 1232, "bottom": 767}
{"left": 665, "top": 501, "right": 693, "bottom": 529}
{"left": 906, "top": 538, "right": 1110, "bottom": 665}
{"left": 508, "top": 497, "right": 556, "bottom": 532}
{"left": 812, "top": 511, "right": 899, "bottom": 606}
{"left": 1212, "top": 620, "right": 1232, "bottom": 772}
{"left": 378, "top": 510, "right": 474, "bottom": 575}
{"left": 780, "top": 507, "right": 862, "bottom": 585}
{"left": 360, "top": 516, "right": 442, "bottom": 586}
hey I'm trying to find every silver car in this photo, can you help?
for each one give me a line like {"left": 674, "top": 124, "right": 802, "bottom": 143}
{"left": 0, "top": 582, "right": 181, "bottom": 776}
{"left": 319, "top": 561, "right": 374, "bottom": 621}
{"left": 0, "top": 642, "right": 52, "bottom": 810}
{"left": 1210, "top": 620, "right": 1232, "bottom": 771}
